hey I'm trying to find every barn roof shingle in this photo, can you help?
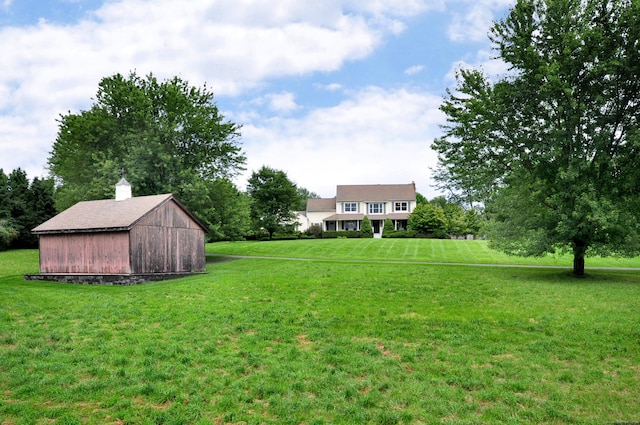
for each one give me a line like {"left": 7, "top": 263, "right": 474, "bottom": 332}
{"left": 32, "top": 194, "right": 207, "bottom": 234}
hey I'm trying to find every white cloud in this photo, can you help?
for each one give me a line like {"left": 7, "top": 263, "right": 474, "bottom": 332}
{"left": 349, "top": 0, "right": 441, "bottom": 17}
{"left": 446, "top": 0, "right": 514, "bottom": 42}
{"left": 265, "top": 92, "right": 299, "bottom": 113}
{"left": 236, "top": 86, "right": 446, "bottom": 199}
{"left": 0, "top": 0, "right": 428, "bottom": 180}
{"left": 0, "top": 0, "right": 512, "bottom": 198}
{"left": 404, "top": 65, "right": 424, "bottom": 76}
{"left": 446, "top": 48, "right": 511, "bottom": 83}
{"left": 448, "top": 7, "right": 493, "bottom": 42}
{"left": 315, "top": 83, "right": 344, "bottom": 92}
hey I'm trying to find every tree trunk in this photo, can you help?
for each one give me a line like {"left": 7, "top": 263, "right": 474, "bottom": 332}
{"left": 572, "top": 240, "right": 586, "bottom": 277}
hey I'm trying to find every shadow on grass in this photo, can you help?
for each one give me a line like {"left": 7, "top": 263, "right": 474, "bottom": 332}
{"left": 511, "top": 268, "right": 640, "bottom": 285}
{"left": 206, "top": 254, "right": 240, "bottom": 264}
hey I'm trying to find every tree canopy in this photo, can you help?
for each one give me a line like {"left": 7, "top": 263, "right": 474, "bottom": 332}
{"left": 360, "top": 216, "right": 373, "bottom": 238}
{"left": 48, "top": 72, "right": 247, "bottom": 241}
{"left": 432, "top": 0, "right": 640, "bottom": 276}
{"left": 294, "top": 187, "right": 319, "bottom": 211}
{"left": 246, "top": 166, "right": 300, "bottom": 239}
{"left": 408, "top": 203, "right": 448, "bottom": 238}
{"left": 0, "top": 168, "right": 56, "bottom": 250}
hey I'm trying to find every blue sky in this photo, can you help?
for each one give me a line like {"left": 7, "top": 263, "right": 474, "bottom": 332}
{"left": 0, "top": 0, "right": 513, "bottom": 199}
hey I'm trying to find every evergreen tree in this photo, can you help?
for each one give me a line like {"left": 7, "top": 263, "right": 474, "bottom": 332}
{"left": 6, "top": 169, "right": 31, "bottom": 248}
{"left": 0, "top": 169, "right": 57, "bottom": 250}
{"left": 25, "top": 177, "right": 57, "bottom": 247}
{"left": 361, "top": 216, "right": 373, "bottom": 238}
{"left": 382, "top": 218, "right": 394, "bottom": 237}
{"left": 0, "top": 169, "right": 9, "bottom": 220}
{"left": 463, "top": 208, "right": 483, "bottom": 237}
{"left": 0, "top": 170, "right": 17, "bottom": 250}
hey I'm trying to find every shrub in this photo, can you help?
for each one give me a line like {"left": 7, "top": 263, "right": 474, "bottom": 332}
{"left": 245, "top": 229, "right": 270, "bottom": 241}
{"left": 360, "top": 216, "right": 373, "bottom": 238}
{"left": 305, "top": 224, "right": 323, "bottom": 239}
{"left": 382, "top": 230, "right": 417, "bottom": 239}
{"left": 382, "top": 219, "right": 394, "bottom": 238}
{"left": 271, "top": 232, "right": 300, "bottom": 240}
{"left": 0, "top": 220, "right": 19, "bottom": 251}
{"left": 408, "top": 204, "right": 448, "bottom": 239}
{"left": 322, "top": 231, "right": 361, "bottom": 239}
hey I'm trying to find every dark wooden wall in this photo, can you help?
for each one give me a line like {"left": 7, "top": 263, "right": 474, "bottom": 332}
{"left": 37, "top": 199, "right": 205, "bottom": 275}
{"left": 129, "top": 200, "right": 206, "bottom": 273}
{"left": 39, "top": 232, "right": 130, "bottom": 274}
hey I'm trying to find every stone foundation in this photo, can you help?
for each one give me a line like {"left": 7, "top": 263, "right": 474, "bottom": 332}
{"left": 24, "top": 272, "right": 205, "bottom": 285}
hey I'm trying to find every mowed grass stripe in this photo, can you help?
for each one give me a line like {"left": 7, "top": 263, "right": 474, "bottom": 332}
{"left": 207, "top": 239, "right": 640, "bottom": 269}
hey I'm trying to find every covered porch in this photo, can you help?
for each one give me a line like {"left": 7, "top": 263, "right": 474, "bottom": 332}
{"left": 322, "top": 213, "right": 410, "bottom": 235}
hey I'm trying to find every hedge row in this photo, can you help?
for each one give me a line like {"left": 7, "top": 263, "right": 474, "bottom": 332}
{"left": 264, "top": 230, "right": 455, "bottom": 240}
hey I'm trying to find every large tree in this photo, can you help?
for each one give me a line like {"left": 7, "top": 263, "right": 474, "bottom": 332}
{"left": 0, "top": 169, "right": 10, "bottom": 220}
{"left": 24, "top": 177, "right": 57, "bottom": 247}
{"left": 246, "top": 166, "right": 299, "bottom": 240}
{"left": 432, "top": 0, "right": 640, "bottom": 276}
{"left": 408, "top": 203, "right": 448, "bottom": 238}
{"left": 0, "top": 169, "right": 17, "bottom": 250}
{"left": 181, "top": 177, "right": 251, "bottom": 242}
{"left": 48, "top": 72, "right": 246, "bottom": 239}
{"left": 294, "top": 186, "right": 319, "bottom": 211}
{"left": 6, "top": 169, "right": 32, "bottom": 248}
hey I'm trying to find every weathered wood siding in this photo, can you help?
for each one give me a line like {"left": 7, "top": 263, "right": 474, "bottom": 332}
{"left": 39, "top": 232, "right": 131, "bottom": 274}
{"left": 129, "top": 200, "right": 206, "bottom": 273}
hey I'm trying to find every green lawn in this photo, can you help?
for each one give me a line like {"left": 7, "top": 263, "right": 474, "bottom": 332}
{"left": 207, "top": 238, "right": 640, "bottom": 269}
{"left": 1, "top": 244, "right": 639, "bottom": 424}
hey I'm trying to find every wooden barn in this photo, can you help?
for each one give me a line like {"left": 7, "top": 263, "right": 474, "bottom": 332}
{"left": 28, "top": 185, "right": 208, "bottom": 284}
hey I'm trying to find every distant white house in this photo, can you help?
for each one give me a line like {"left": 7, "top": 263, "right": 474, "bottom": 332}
{"left": 296, "top": 183, "right": 417, "bottom": 237}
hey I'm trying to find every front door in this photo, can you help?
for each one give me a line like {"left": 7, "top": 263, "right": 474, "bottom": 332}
{"left": 372, "top": 220, "right": 381, "bottom": 234}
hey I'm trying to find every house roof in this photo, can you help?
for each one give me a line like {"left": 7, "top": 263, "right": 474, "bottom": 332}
{"left": 336, "top": 184, "right": 416, "bottom": 202}
{"left": 306, "top": 197, "right": 336, "bottom": 212}
{"left": 32, "top": 194, "right": 208, "bottom": 234}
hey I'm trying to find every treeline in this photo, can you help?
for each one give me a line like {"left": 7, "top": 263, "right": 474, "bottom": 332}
{"left": 0, "top": 168, "right": 56, "bottom": 250}
{"left": 407, "top": 196, "right": 483, "bottom": 239}
{"left": 0, "top": 164, "right": 312, "bottom": 251}
{"left": 2, "top": 72, "right": 480, "bottom": 250}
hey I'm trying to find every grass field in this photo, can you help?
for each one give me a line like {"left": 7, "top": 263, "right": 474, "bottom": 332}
{"left": 1, "top": 240, "right": 639, "bottom": 424}
{"left": 206, "top": 238, "right": 640, "bottom": 269}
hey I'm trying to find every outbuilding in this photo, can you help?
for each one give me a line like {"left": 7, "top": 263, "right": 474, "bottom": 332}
{"left": 26, "top": 179, "right": 208, "bottom": 284}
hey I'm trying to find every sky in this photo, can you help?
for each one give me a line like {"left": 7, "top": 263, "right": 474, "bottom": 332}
{"left": 0, "top": 0, "right": 514, "bottom": 200}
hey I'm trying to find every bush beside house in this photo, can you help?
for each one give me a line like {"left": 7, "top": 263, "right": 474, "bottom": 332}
{"left": 360, "top": 216, "right": 373, "bottom": 238}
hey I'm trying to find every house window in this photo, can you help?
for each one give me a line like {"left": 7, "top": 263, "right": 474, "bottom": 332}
{"left": 343, "top": 202, "right": 358, "bottom": 213}
{"left": 394, "top": 201, "right": 408, "bottom": 212}
{"left": 368, "top": 203, "right": 385, "bottom": 214}
{"left": 344, "top": 220, "right": 358, "bottom": 231}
